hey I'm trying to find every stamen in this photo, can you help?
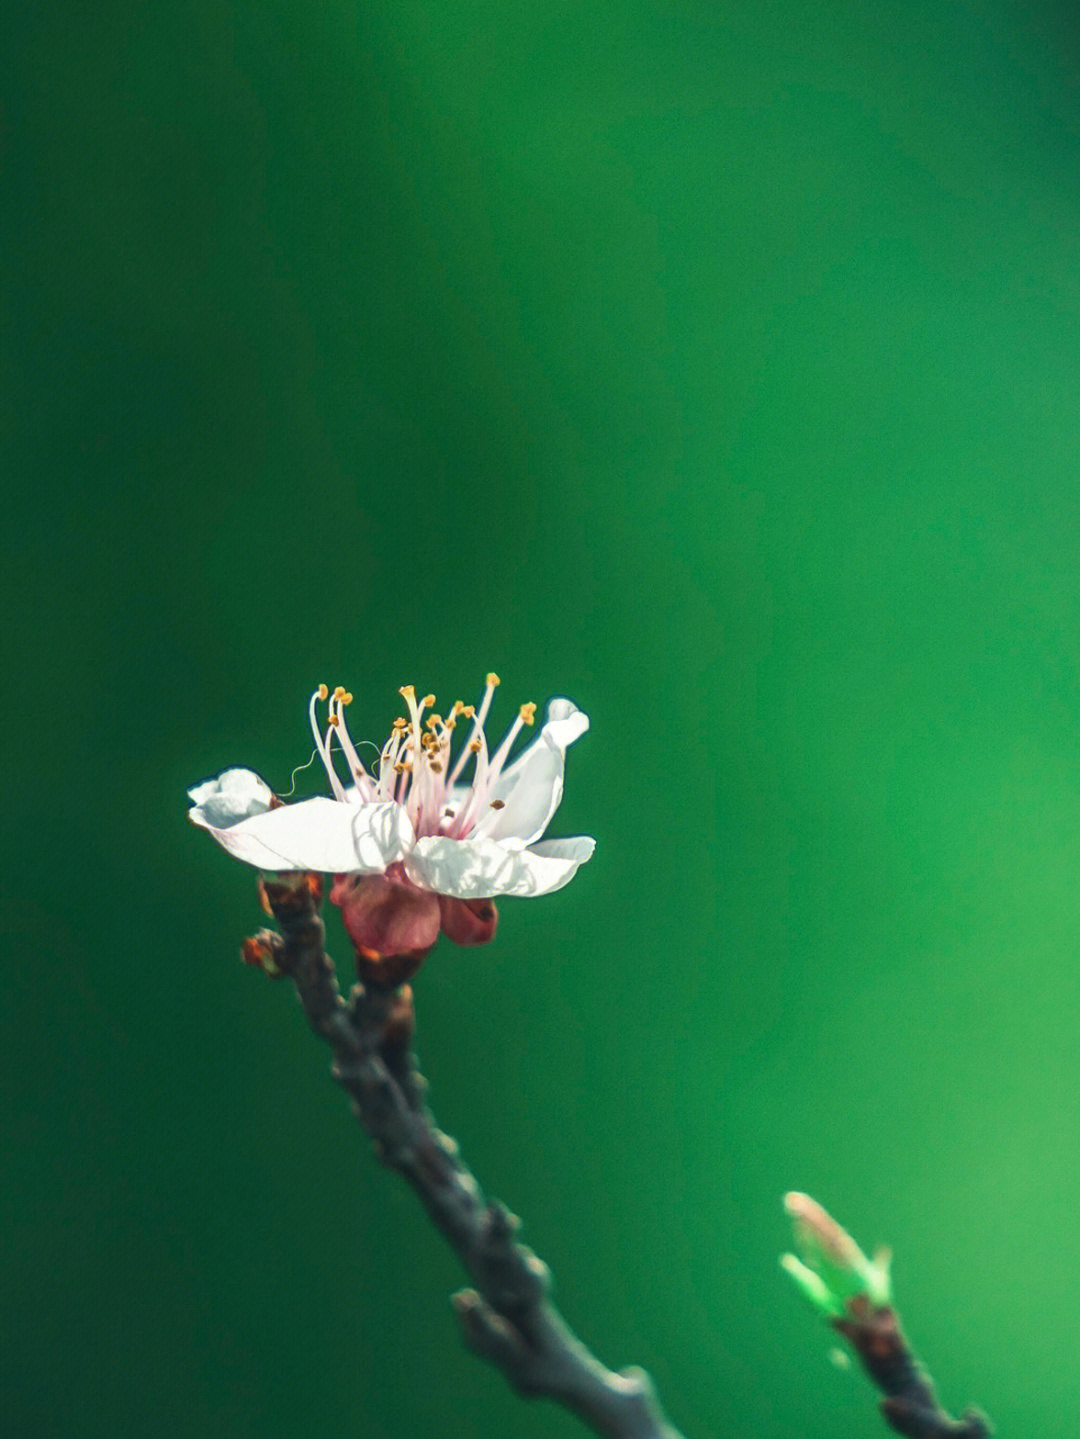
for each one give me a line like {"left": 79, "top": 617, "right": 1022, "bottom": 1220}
{"left": 398, "top": 683, "right": 430, "bottom": 828}
{"left": 329, "top": 686, "right": 375, "bottom": 799}
{"left": 487, "top": 705, "right": 530, "bottom": 781}
{"left": 448, "top": 717, "right": 491, "bottom": 838}
{"left": 447, "top": 673, "right": 499, "bottom": 788}
{"left": 309, "top": 687, "right": 347, "bottom": 801}
{"left": 465, "top": 690, "right": 537, "bottom": 835}
{"left": 377, "top": 726, "right": 405, "bottom": 798}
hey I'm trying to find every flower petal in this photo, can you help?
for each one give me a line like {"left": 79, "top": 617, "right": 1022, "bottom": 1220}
{"left": 405, "top": 833, "right": 595, "bottom": 898}
{"left": 525, "top": 836, "right": 596, "bottom": 863}
{"left": 486, "top": 699, "right": 589, "bottom": 846}
{"left": 187, "top": 768, "right": 274, "bottom": 828}
{"left": 193, "top": 797, "right": 415, "bottom": 872}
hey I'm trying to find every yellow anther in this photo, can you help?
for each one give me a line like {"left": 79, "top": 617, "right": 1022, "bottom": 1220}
{"left": 317, "top": 683, "right": 329, "bottom": 701}
{"left": 392, "top": 717, "right": 408, "bottom": 729}
{"left": 445, "top": 718, "right": 456, "bottom": 730}
{"left": 469, "top": 739, "right": 482, "bottom": 753}
{"left": 328, "top": 714, "right": 340, "bottom": 727}
{"left": 486, "top": 672, "right": 501, "bottom": 688}
{"left": 453, "top": 701, "right": 465, "bottom": 715}
{"left": 520, "top": 702, "right": 537, "bottom": 725}
{"left": 343, "top": 692, "right": 353, "bottom": 705}
{"left": 490, "top": 799, "right": 505, "bottom": 810}
{"left": 333, "top": 685, "right": 347, "bottom": 700}
{"left": 399, "top": 684, "right": 415, "bottom": 699}
{"left": 422, "top": 693, "right": 436, "bottom": 709}
{"left": 425, "top": 715, "right": 442, "bottom": 730}
{"left": 462, "top": 705, "right": 476, "bottom": 719}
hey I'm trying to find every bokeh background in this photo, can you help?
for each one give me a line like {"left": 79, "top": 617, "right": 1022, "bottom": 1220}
{"left": 5, "top": 2, "right": 1080, "bottom": 1436}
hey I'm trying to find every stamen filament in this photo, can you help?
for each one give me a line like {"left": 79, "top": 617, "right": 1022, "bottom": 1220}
{"left": 309, "top": 687, "right": 348, "bottom": 802}
{"left": 447, "top": 675, "right": 499, "bottom": 787}
{"left": 330, "top": 690, "right": 376, "bottom": 800}
{"left": 448, "top": 722, "right": 491, "bottom": 839}
{"left": 486, "top": 709, "right": 529, "bottom": 783}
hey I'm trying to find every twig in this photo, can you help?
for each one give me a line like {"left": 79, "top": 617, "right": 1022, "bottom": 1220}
{"left": 833, "top": 1296, "right": 992, "bottom": 1439}
{"left": 252, "top": 873, "right": 685, "bottom": 1439}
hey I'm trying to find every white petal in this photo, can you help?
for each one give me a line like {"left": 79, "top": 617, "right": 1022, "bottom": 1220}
{"left": 405, "top": 833, "right": 595, "bottom": 898}
{"left": 526, "top": 836, "right": 596, "bottom": 863}
{"left": 539, "top": 697, "right": 590, "bottom": 748}
{"left": 487, "top": 699, "right": 589, "bottom": 845}
{"left": 187, "top": 768, "right": 274, "bottom": 827}
{"left": 193, "top": 798, "right": 415, "bottom": 872}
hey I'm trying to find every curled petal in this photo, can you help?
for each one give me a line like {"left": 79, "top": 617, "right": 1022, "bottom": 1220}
{"left": 188, "top": 769, "right": 274, "bottom": 828}
{"left": 487, "top": 699, "right": 590, "bottom": 846}
{"left": 536, "top": 697, "right": 591, "bottom": 750}
{"left": 192, "top": 797, "right": 415, "bottom": 872}
{"left": 405, "top": 834, "right": 595, "bottom": 899}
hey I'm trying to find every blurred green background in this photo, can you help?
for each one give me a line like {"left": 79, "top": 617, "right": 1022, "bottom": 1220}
{"left": 4, "top": 2, "right": 1080, "bottom": 1435}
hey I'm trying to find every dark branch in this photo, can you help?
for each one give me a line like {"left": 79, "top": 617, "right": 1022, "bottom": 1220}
{"left": 254, "top": 874, "right": 685, "bottom": 1439}
{"left": 833, "top": 1296, "right": 992, "bottom": 1439}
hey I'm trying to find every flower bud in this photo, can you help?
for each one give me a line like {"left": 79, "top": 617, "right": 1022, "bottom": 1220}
{"left": 780, "top": 1193, "right": 892, "bottom": 1316}
{"left": 241, "top": 933, "right": 285, "bottom": 979}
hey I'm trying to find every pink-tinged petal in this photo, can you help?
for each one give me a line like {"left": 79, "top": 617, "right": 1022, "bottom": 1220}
{"left": 438, "top": 895, "right": 498, "bottom": 946}
{"left": 486, "top": 699, "right": 589, "bottom": 845}
{"left": 405, "top": 833, "right": 595, "bottom": 898}
{"left": 331, "top": 869, "right": 441, "bottom": 957}
{"left": 192, "top": 797, "right": 414, "bottom": 872}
